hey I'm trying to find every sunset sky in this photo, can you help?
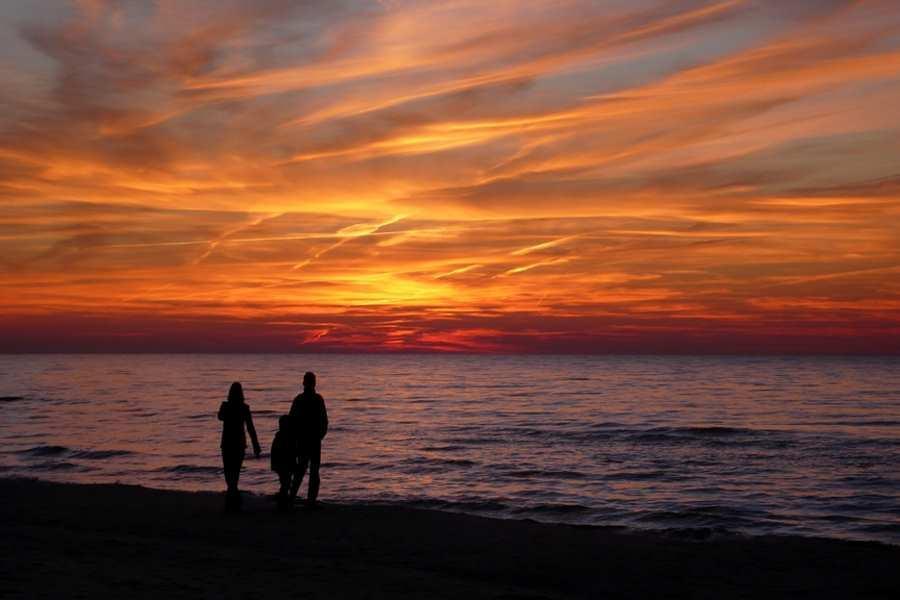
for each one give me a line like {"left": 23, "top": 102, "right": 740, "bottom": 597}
{"left": 2, "top": 0, "right": 899, "bottom": 353}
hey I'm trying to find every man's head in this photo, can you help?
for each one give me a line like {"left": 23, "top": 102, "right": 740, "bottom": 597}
{"left": 303, "top": 371, "right": 316, "bottom": 390}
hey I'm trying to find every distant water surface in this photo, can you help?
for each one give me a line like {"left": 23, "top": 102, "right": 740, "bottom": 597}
{"left": 1, "top": 354, "right": 898, "bottom": 544}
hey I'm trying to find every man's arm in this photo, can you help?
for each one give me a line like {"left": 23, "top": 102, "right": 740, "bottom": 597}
{"left": 320, "top": 395, "right": 328, "bottom": 440}
{"left": 217, "top": 402, "right": 226, "bottom": 421}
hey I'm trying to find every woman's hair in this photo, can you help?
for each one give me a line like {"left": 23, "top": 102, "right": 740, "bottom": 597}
{"left": 227, "top": 381, "right": 245, "bottom": 403}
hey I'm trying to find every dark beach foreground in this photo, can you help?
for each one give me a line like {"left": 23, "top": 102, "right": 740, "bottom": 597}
{"left": 1, "top": 478, "right": 898, "bottom": 599}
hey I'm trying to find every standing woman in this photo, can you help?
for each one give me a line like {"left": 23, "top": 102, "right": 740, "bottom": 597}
{"left": 218, "top": 382, "right": 261, "bottom": 510}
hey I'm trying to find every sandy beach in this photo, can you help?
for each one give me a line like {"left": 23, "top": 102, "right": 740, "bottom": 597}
{"left": 1, "top": 477, "right": 898, "bottom": 599}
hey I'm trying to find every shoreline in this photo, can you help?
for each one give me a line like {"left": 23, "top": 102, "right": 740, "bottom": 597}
{"left": 6, "top": 471, "right": 896, "bottom": 546}
{"left": 3, "top": 477, "right": 899, "bottom": 599}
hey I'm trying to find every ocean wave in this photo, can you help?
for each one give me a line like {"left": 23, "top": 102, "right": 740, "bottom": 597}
{"left": 856, "top": 522, "right": 900, "bottom": 534}
{"left": 442, "top": 425, "right": 550, "bottom": 438}
{"left": 21, "top": 445, "right": 69, "bottom": 456}
{"left": 444, "top": 437, "right": 499, "bottom": 446}
{"left": 421, "top": 445, "right": 468, "bottom": 452}
{"left": 604, "top": 470, "right": 672, "bottom": 481}
{"left": 8, "top": 432, "right": 45, "bottom": 440}
{"left": 623, "top": 426, "right": 796, "bottom": 449}
{"left": 20, "top": 446, "right": 135, "bottom": 461}
{"left": 806, "top": 419, "right": 900, "bottom": 428}
{"left": 319, "top": 461, "right": 356, "bottom": 469}
{"left": 157, "top": 464, "right": 221, "bottom": 475}
{"left": 634, "top": 426, "right": 752, "bottom": 439}
{"left": 28, "top": 461, "right": 95, "bottom": 472}
{"left": 501, "top": 469, "right": 588, "bottom": 480}
{"left": 653, "top": 527, "right": 733, "bottom": 541}
{"left": 70, "top": 449, "right": 134, "bottom": 460}
{"left": 410, "top": 498, "right": 510, "bottom": 513}
{"left": 403, "top": 456, "right": 477, "bottom": 468}
{"left": 590, "top": 421, "right": 630, "bottom": 430}
{"left": 633, "top": 505, "right": 771, "bottom": 529}
{"left": 835, "top": 475, "right": 896, "bottom": 489}
{"left": 674, "top": 426, "right": 749, "bottom": 436}
{"left": 120, "top": 408, "right": 159, "bottom": 417}
{"left": 451, "top": 423, "right": 796, "bottom": 448}
{"left": 516, "top": 503, "right": 592, "bottom": 515}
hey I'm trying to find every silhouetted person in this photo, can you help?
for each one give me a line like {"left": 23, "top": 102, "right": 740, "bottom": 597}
{"left": 218, "top": 381, "right": 261, "bottom": 511}
{"left": 270, "top": 415, "right": 298, "bottom": 509}
{"left": 289, "top": 371, "right": 328, "bottom": 506}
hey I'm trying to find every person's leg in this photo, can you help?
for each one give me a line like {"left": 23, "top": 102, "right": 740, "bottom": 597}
{"left": 278, "top": 466, "right": 296, "bottom": 503}
{"left": 307, "top": 443, "right": 321, "bottom": 503}
{"left": 276, "top": 470, "right": 293, "bottom": 509}
{"left": 291, "top": 454, "right": 308, "bottom": 500}
{"left": 232, "top": 452, "right": 245, "bottom": 491}
{"left": 222, "top": 448, "right": 244, "bottom": 511}
{"left": 222, "top": 448, "right": 238, "bottom": 492}
{"left": 278, "top": 470, "right": 291, "bottom": 497}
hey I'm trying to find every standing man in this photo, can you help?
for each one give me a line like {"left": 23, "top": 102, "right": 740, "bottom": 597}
{"left": 289, "top": 371, "right": 328, "bottom": 506}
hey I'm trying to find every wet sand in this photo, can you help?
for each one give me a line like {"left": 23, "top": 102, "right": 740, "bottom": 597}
{"left": 1, "top": 478, "right": 898, "bottom": 599}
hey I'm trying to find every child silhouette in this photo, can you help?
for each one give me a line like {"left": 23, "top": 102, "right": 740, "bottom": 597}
{"left": 271, "top": 415, "right": 298, "bottom": 509}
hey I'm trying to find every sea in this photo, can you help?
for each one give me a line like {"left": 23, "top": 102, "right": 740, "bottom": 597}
{"left": 1, "top": 354, "right": 898, "bottom": 544}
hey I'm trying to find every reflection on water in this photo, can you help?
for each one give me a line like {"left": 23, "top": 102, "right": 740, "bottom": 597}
{"left": 1, "top": 354, "right": 898, "bottom": 544}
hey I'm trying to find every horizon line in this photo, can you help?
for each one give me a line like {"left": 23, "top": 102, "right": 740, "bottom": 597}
{"left": 3, "top": 351, "right": 899, "bottom": 357}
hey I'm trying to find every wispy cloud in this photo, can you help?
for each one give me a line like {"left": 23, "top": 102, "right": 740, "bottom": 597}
{"left": 511, "top": 235, "right": 579, "bottom": 256}
{"left": 292, "top": 214, "right": 405, "bottom": 270}
{"left": 498, "top": 256, "right": 574, "bottom": 277}
{"left": 432, "top": 263, "right": 482, "bottom": 280}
